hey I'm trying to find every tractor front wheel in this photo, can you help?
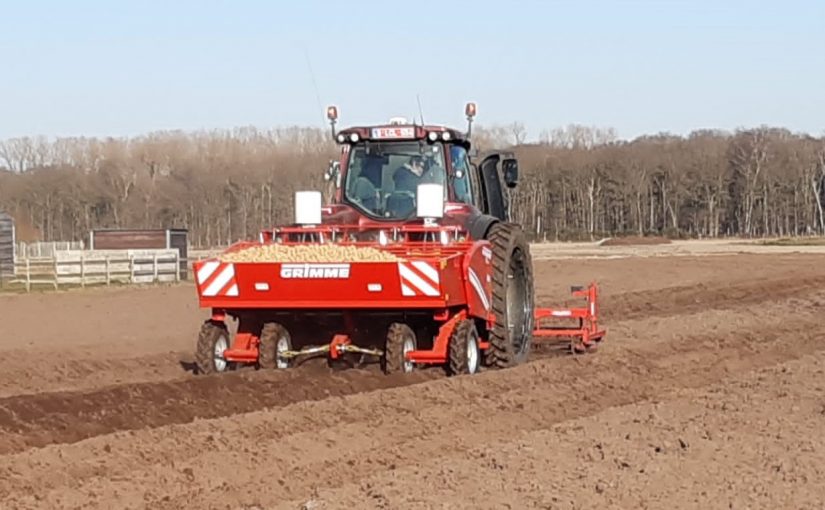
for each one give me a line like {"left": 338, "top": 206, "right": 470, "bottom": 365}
{"left": 448, "top": 319, "right": 480, "bottom": 376}
{"left": 383, "top": 323, "right": 416, "bottom": 374}
{"left": 195, "top": 320, "right": 232, "bottom": 375}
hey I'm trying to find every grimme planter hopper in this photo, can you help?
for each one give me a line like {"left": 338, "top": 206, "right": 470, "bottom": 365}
{"left": 193, "top": 104, "right": 605, "bottom": 376}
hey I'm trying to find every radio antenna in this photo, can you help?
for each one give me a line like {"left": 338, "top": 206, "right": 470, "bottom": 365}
{"left": 416, "top": 94, "right": 425, "bottom": 125}
{"left": 303, "top": 47, "right": 324, "bottom": 124}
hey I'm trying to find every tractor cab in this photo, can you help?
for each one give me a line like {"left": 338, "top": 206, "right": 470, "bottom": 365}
{"left": 322, "top": 103, "right": 519, "bottom": 238}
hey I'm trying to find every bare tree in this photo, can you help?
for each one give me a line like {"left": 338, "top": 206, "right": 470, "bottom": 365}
{"left": 0, "top": 124, "right": 823, "bottom": 246}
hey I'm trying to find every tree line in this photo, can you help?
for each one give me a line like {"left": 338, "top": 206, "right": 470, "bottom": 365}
{"left": 0, "top": 124, "right": 823, "bottom": 246}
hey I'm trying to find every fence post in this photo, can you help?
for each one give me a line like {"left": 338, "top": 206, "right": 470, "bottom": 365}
{"left": 153, "top": 253, "right": 159, "bottom": 283}
{"left": 25, "top": 258, "right": 31, "bottom": 292}
{"left": 174, "top": 252, "right": 180, "bottom": 282}
{"left": 80, "top": 254, "right": 85, "bottom": 288}
{"left": 129, "top": 255, "right": 135, "bottom": 284}
{"left": 53, "top": 256, "right": 59, "bottom": 290}
{"left": 105, "top": 256, "right": 111, "bottom": 286}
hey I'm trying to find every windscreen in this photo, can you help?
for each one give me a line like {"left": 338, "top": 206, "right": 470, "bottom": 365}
{"left": 344, "top": 141, "right": 446, "bottom": 219}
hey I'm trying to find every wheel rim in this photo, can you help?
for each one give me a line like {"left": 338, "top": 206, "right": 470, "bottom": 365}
{"left": 402, "top": 336, "right": 415, "bottom": 373}
{"left": 467, "top": 330, "right": 479, "bottom": 374}
{"left": 276, "top": 336, "right": 290, "bottom": 369}
{"left": 213, "top": 334, "right": 229, "bottom": 372}
{"left": 506, "top": 247, "right": 531, "bottom": 356}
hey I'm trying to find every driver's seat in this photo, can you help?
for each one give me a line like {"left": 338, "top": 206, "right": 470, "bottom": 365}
{"left": 351, "top": 176, "right": 379, "bottom": 211}
{"left": 384, "top": 191, "right": 415, "bottom": 218}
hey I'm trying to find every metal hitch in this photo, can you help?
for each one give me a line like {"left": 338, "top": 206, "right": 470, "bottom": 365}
{"left": 279, "top": 334, "right": 383, "bottom": 361}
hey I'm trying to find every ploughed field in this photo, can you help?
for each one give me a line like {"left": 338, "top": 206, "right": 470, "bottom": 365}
{"left": 1, "top": 242, "right": 824, "bottom": 509}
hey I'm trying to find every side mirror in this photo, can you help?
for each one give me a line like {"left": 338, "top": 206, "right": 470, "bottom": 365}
{"left": 502, "top": 158, "right": 518, "bottom": 188}
{"left": 324, "top": 160, "right": 341, "bottom": 187}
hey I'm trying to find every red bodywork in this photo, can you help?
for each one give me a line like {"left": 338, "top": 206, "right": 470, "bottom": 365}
{"left": 194, "top": 225, "right": 606, "bottom": 365}
{"left": 194, "top": 224, "right": 497, "bottom": 365}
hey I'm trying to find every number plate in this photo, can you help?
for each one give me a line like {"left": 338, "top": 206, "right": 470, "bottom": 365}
{"left": 371, "top": 127, "right": 415, "bottom": 139}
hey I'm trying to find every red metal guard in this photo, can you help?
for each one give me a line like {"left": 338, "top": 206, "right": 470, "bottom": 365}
{"left": 406, "top": 310, "right": 466, "bottom": 364}
{"left": 223, "top": 332, "right": 260, "bottom": 362}
{"left": 533, "top": 282, "right": 606, "bottom": 352}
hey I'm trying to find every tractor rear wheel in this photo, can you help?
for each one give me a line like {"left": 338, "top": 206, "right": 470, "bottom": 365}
{"left": 259, "top": 322, "right": 292, "bottom": 369}
{"left": 383, "top": 323, "right": 416, "bottom": 374}
{"left": 448, "top": 319, "right": 480, "bottom": 376}
{"left": 485, "top": 222, "right": 535, "bottom": 368}
{"left": 195, "top": 320, "right": 232, "bottom": 375}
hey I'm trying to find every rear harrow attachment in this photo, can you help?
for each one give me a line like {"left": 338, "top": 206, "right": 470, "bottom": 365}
{"left": 533, "top": 282, "right": 606, "bottom": 353}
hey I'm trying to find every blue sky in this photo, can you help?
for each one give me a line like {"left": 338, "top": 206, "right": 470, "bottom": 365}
{"left": 1, "top": 0, "right": 823, "bottom": 141}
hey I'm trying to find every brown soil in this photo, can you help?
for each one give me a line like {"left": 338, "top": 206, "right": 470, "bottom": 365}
{"left": 0, "top": 248, "right": 823, "bottom": 508}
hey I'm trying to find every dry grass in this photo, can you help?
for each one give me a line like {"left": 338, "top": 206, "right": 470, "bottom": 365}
{"left": 759, "top": 236, "right": 825, "bottom": 246}
{"left": 598, "top": 235, "right": 672, "bottom": 247}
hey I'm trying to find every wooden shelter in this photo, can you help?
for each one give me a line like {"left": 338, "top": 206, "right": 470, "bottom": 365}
{"left": 0, "top": 212, "right": 14, "bottom": 278}
{"left": 89, "top": 228, "right": 189, "bottom": 279}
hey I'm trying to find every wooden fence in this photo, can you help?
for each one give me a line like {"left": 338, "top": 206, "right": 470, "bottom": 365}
{"left": 6, "top": 249, "right": 182, "bottom": 292}
{"left": 16, "top": 241, "right": 85, "bottom": 258}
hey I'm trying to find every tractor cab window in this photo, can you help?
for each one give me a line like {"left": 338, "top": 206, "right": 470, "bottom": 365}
{"left": 345, "top": 141, "right": 446, "bottom": 219}
{"left": 449, "top": 145, "right": 473, "bottom": 204}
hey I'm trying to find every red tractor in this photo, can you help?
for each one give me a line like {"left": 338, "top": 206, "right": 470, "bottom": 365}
{"left": 193, "top": 104, "right": 604, "bottom": 376}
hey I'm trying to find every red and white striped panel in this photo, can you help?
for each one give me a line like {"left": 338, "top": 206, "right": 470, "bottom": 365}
{"left": 467, "top": 268, "right": 490, "bottom": 311}
{"left": 398, "top": 261, "right": 441, "bottom": 297}
{"left": 196, "top": 261, "right": 239, "bottom": 297}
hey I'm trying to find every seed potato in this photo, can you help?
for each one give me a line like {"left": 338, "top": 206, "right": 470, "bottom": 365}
{"left": 219, "top": 244, "right": 400, "bottom": 263}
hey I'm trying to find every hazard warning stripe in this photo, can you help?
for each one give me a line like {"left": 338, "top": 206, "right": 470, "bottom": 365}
{"left": 410, "top": 260, "right": 439, "bottom": 285}
{"left": 197, "top": 260, "right": 220, "bottom": 284}
{"left": 197, "top": 261, "right": 239, "bottom": 298}
{"left": 398, "top": 261, "right": 440, "bottom": 297}
{"left": 203, "top": 264, "right": 235, "bottom": 296}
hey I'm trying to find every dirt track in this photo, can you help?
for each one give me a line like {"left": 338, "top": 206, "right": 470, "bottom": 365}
{"left": 0, "top": 245, "right": 823, "bottom": 508}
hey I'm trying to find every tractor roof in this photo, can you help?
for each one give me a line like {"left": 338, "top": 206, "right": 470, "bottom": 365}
{"left": 326, "top": 103, "right": 477, "bottom": 146}
{"left": 335, "top": 123, "right": 469, "bottom": 146}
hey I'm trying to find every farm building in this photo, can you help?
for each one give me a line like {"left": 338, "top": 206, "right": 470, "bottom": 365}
{"left": 89, "top": 228, "right": 189, "bottom": 279}
{"left": 0, "top": 212, "right": 14, "bottom": 278}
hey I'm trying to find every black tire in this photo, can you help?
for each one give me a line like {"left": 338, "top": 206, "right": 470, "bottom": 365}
{"left": 195, "top": 320, "right": 231, "bottom": 375}
{"left": 383, "top": 323, "right": 416, "bottom": 374}
{"left": 258, "top": 322, "right": 292, "bottom": 369}
{"left": 448, "top": 319, "right": 480, "bottom": 376}
{"left": 484, "top": 222, "right": 535, "bottom": 368}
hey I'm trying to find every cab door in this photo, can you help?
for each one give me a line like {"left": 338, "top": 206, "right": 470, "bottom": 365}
{"left": 475, "top": 154, "right": 506, "bottom": 221}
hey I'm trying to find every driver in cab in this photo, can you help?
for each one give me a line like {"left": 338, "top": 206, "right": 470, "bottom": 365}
{"left": 392, "top": 155, "right": 441, "bottom": 193}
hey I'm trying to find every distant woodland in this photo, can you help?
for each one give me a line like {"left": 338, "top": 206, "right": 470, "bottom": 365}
{"left": 1, "top": 124, "right": 824, "bottom": 246}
